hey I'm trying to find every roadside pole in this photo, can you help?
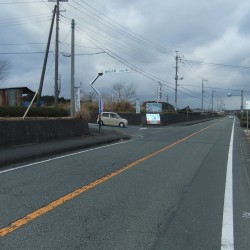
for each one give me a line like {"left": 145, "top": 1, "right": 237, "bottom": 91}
{"left": 246, "top": 101, "right": 250, "bottom": 136}
{"left": 23, "top": 91, "right": 39, "bottom": 119}
{"left": 89, "top": 68, "right": 130, "bottom": 133}
{"left": 247, "top": 110, "right": 249, "bottom": 137}
{"left": 70, "top": 19, "right": 75, "bottom": 117}
{"left": 90, "top": 73, "right": 103, "bottom": 133}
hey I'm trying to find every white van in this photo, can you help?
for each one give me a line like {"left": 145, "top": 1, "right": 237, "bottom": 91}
{"left": 97, "top": 112, "right": 128, "bottom": 128}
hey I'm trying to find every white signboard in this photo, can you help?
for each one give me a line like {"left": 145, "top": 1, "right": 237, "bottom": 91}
{"left": 246, "top": 101, "right": 250, "bottom": 110}
{"left": 103, "top": 68, "right": 130, "bottom": 74}
{"left": 75, "top": 87, "right": 81, "bottom": 112}
{"left": 146, "top": 103, "right": 162, "bottom": 113}
{"left": 146, "top": 114, "right": 161, "bottom": 125}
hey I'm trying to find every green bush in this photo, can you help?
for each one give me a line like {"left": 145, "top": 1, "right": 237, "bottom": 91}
{"left": 0, "top": 106, "right": 68, "bottom": 117}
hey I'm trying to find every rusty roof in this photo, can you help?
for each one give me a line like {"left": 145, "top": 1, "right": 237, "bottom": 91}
{"left": 0, "top": 87, "right": 35, "bottom": 94}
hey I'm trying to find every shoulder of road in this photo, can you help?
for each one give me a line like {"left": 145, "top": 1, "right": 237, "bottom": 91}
{"left": 0, "top": 125, "right": 131, "bottom": 168}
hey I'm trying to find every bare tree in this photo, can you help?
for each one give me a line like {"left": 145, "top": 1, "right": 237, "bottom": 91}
{"left": 0, "top": 60, "right": 10, "bottom": 82}
{"left": 82, "top": 91, "right": 98, "bottom": 103}
{"left": 110, "top": 82, "right": 136, "bottom": 102}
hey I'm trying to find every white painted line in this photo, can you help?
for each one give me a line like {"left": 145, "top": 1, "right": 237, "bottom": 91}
{"left": 0, "top": 140, "right": 129, "bottom": 175}
{"left": 221, "top": 119, "right": 235, "bottom": 250}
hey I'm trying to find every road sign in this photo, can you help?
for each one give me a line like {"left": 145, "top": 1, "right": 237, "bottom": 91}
{"left": 246, "top": 101, "right": 250, "bottom": 110}
{"left": 103, "top": 68, "right": 130, "bottom": 74}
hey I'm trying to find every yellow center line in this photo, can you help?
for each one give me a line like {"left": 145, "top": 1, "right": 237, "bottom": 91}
{"left": 0, "top": 121, "right": 219, "bottom": 237}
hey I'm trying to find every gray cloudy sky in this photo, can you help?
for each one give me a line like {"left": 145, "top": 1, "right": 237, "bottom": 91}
{"left": 1, "top": 0, "right": 250, "bottom": 110}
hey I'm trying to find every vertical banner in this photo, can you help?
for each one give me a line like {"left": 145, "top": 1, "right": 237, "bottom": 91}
{"left": 99, "top": 96, "right": 104, "bottom": 113}
{"left": 136, "top": 100, "right": 141, "bottom": 114}
{"left": 74, "top": 87, "right": 81, "bottom": 112}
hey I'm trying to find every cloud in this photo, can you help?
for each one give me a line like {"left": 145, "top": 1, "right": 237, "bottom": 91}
{"left": 0, "top": 0, "right": 250, "bottom": 110}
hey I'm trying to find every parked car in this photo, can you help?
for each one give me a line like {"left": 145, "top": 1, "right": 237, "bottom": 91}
{"left": 97, "top": 112, "right": 128, "bottom": 128}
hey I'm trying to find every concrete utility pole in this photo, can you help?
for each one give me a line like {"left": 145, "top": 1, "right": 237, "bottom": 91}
{"left": 157, "top": 82, "right": 162, "bottom": 102}
{"left": 174, "top": 51, "right": 183, "bottom": 111}
{"left": 70, "top": 19, "right": 75, "bottom": 118}
{"left": 54, "top": 0, "right": 60, "bottom": 108}
{"left": 175, "top": 51, "right": 179, "bottom": 111}
{"left": 201, "top": 78, "right": 208, "bottom": 111}
{"left": 37, "top": 5, "right": 57, "bottom": 106}
{"left": 241, "top": 90, "right": 243, "bottom": 115}
{"left": 212, "top": 90, "right": 216, "bottom": 112}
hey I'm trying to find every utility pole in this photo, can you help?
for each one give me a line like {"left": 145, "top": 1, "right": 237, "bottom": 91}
{"left": 241, "top": 89, "right": 243, "bottom": 113}
{"left": 37, "top": 5, "right": 57, "bottom": 106}
{"left": 175, "top": 51, "right": 179, "bottom": 111}
{"left": 157, "top": 82, "right": 162, "bottom": 102}
{"left": 241, "top": 90, "right": 244, "bottom": 120}
{"left": 201, "top": 78, "right": 208, "bottom": 111}
{"left": 70, "top": 19, "right": 75, "bottom": 118}
{"left": 174, "top": 51, "right": 183, "bottom": 111}
{"left": 212, "top": 90, "right": 216, "bottom": 112}
{"left": 54, "top": 0, "right": 60, "bottom": 108}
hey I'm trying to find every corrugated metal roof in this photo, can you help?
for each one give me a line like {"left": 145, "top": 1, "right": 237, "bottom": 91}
{"left": 0, "top": 87, "right": 35, "bottom": 94}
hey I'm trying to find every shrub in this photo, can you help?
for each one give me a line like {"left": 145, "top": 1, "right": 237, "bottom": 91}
{"left": 0, "top": 106, "right": 68, "bottom": 117}
{"left": 75, "top": 107, "right": 91, "bottom": 121}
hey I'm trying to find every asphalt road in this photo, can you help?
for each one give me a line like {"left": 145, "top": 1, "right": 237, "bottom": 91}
{"left": 1, "top": 118, "right": 250, "bottom": 249}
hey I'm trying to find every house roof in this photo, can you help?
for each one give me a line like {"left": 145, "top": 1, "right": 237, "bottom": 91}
{"left": 0, "top": 87, "right": 35, "bottom": 94}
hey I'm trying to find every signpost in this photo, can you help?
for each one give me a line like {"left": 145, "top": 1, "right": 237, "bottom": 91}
{"left": 90, "top": 68, "right": 130, "bottom": 132}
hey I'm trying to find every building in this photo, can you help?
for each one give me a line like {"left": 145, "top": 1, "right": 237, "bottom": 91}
{"left": 0, "top": 87, "right": 35, "bottom": 107}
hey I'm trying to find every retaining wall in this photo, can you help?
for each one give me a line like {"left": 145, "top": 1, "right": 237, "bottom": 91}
{"left": 0, "top": 118, "right": 89, "bottom": 148}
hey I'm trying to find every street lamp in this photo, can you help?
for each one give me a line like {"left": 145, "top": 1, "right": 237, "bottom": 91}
{"left": 90, "top": 72, "right": 103, "bottom": 132}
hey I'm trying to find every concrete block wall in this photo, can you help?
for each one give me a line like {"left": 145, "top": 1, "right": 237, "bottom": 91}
{"left": 0, "top": 118, "right": 90, "bottom": 148}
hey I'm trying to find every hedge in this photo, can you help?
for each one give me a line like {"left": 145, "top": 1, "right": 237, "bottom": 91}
{"left": 0, "top": 106, "right": 68, "bottom": 117}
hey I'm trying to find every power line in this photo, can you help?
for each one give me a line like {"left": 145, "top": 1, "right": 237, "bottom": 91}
{"left": 66, "top": 1, "right": 174, "bottom": 56}
{"left": 183, "top": 59, "right": 250, "bottom": 70}
{"left": 0, "top": 51, "right": 52, "bottom": 54}
{"left": 0, "top": 42, "right": 47, "bottom": 46}
{"left": 76, "top": 0, "right": 174, "bottom": 55}
{"left": 0, "top": 1, "right": 45, "bottom": 4}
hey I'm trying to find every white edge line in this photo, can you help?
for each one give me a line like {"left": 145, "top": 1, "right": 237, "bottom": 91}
{"left": 0, "top": 140, "right": 129, "bottom": 175}
{"left": 221, "top": 118, "right": 235, "bottom": 249}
